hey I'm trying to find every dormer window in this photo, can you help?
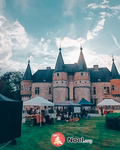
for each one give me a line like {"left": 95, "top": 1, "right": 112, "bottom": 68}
{"left": 57, "top": 73, "right": 59, "bottom": 76}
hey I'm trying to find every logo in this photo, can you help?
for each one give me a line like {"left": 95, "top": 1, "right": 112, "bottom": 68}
{"left": 51, "top": 132, "right": 65, "bottom": 147}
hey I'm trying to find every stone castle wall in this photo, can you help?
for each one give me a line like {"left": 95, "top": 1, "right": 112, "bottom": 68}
{"left": 31, "top": 83, "right": 52, "bottom": 100}
{"left": 91, "top": 82, "right": 111, "bottom": 104}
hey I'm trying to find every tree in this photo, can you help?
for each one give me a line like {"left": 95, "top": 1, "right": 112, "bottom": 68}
{"left": 0, "top": 71, "right": 24, "bottom": 100}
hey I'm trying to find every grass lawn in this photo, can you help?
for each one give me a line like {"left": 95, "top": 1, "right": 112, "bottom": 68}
{"left": 1, "top": 116, "right": 120, "bottom": 150}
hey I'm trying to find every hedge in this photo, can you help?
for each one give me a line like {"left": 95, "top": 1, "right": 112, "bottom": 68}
{"left": 105, "top": 113, "right": 120, "bottom": 130}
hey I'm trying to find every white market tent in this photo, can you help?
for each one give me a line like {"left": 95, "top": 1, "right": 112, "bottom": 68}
{"left": 97, "top": 99, "right": 120, "bottom": 106}
{"left": 23, "top": 96, "right": 54, "bottom": 127}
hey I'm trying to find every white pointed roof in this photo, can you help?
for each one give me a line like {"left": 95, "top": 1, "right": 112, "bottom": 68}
{"left": 23, "top": 96, "right": 54, "bottom": 106}
{"left": 97, "top": 99, "right": 120, "bottom": 106}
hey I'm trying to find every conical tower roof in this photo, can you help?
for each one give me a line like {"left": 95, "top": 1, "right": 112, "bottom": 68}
{"left": 22, "top": 60, "right": 32, "bottom": 80}
{"left": 77, "top": 47, "right": 87, "bottom": 71}
{"left": 54, "top": 47, "right": 64, "bottom": 72}
{"left": 111, "top": 57, "right": 119, "bottom": 79}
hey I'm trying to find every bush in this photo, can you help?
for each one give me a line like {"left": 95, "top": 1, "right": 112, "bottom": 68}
{"left": 105, "top": 113, "right": 120, "bottom": 130}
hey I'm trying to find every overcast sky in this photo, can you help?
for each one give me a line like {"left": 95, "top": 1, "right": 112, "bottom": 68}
{"left": 0, "top": 0, "right": 120, "bottom": 75}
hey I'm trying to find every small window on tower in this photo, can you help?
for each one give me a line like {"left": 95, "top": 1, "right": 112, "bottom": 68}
{"left": 21, "top": 86, "right": 23, "bottom": 91}
{"left": 57, "top": 73, "right": 59, "bottom": 76}
{"left": 30, "top": 87, "right": 31, "bottom": 91}
{"left": 107, "top": 87, "right": 109, "bottom": 93}
{"left": 112, "top": 85, "right": 114, "bottom": 91}
{"left": 81, "top": 73, "right": 83, "bottom": 76}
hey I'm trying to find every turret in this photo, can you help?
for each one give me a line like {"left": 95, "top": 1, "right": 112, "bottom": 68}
{"left": 110, "top": 57, "right": 120, "bottom": 96}
{"left": 53, "top": 47, "right": 68, "bottom": 103}
{"left": 21, "top": 60, "right": 32, "bottom": 101}
{"left": 74, "top": 47, "right": 90, "bottom": 102}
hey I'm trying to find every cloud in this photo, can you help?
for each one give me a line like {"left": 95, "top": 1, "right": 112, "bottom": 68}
{"left": 0, "top": 14, "right": 56, "bottom": 74}
{"left": 87, "top": 19, "right": 105, "bottom": 40}
{"left": 84, "top": 17, "right": 92, "bottom": 20}
{"left": 0, "top": 0, "right": 5, "bottom": 14}
{"left": 0, "top": 15, "right": 29, "bottom": 62}
{"left": 62, "top": 46, "right": 120, "bottom": 73}
{"left": 55, "top": 37, "right": 86, "bottom": 48}
{"left": 63, "top": 0, "right": 87, "bottom": 16}
{"left": 111, "top": 35, "right": 120, "bottom": 49}
{"left": 101, "top": 0, "right": 109, "bottom": 5}
{"left": 100, "top": 12, "right": 112, "bottom": 18}
{"left": 88, "top": 3, "right": 120, "bottom": 11}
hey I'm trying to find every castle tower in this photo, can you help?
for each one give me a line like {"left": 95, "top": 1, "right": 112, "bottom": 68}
{"left": 74, "top": 47, "right": 91, "bottom": 102}
{"left": 21, "top": 60, "right": 32, "bottom": 101}
{"left": 53, "top": 47, "right": 68, "bottom": 103}
{"left": 110, "top": 57, "right": 120, "bottom": 97}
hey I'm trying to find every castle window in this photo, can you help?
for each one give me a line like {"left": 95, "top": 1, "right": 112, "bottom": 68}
{"left": 21, "top": 86, "right": 23, "bottom": 91}
{"left": 62, "top": 81, "right": 63, "bottom": 83}
{"left": 35, "top": 87, "right": 39, "bottom": 94}
{"left": 30, "top": 87, "right": 31, "bottom": 91}
{"left": 85, "top": 81, "right": 86, "bottom": 83}
{"left": 80, "top": 81, "right": 81, "bottom": 83}
{"left": 112, "top": 85, "right": 114, "bottom": 91}
{"left": 49, "top": 87, "right": 51, "bottom": 94}
{"left": 66, "top": 82, "right": 67, "bottom": 84}
{"left": 81, "top": 73, "right": 83, "bottom": 76}
{"left": 98, "top": 78, "right": 101, "bottom": 81}
{"left": 88, "top": 73, "right": 89, "bottom": 76}
{"left": 56, "top": 82, "right": 58, "bottom": 83}
{"left": 107, "top": 87, "right": 109, "bottom": 94}
{"left": 57, "top": 73, "right": 59, "bottom": 76}
{"left": 93, "top": 87, "right": 96, "bottom": 95}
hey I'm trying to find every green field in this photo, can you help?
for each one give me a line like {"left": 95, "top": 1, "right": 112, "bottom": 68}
{"left": 1, "top": 116, "right": 120, "bottom": 150}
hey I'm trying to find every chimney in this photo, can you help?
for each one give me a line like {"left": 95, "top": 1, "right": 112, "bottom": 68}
{"left": 46, "top": 67, "right": 51, "bottom": 70}
{"left": 93, "top": 65, "right": 99, "bottom": 71}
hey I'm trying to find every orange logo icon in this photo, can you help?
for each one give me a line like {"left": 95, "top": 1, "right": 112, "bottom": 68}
{"left": 51, "top": 132, "right": 65, "bottom": 147}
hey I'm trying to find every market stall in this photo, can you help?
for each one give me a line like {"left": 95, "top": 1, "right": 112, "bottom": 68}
{"left": 23, "top": 96, "right": 54, "bottom": 127}
{"left": 97, "top": 99, "right": 120, "bottom": 115}
{"left": 54, "top": 100, "right": 81, "bottom": 121}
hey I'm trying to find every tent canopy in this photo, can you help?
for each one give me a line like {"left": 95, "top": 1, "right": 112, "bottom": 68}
{"left": 55, "top": 100, "right": 81, "bottom": 107}
{"left": 23, "top": 96, "right": 54, "bottom": 106}
{"left": 77, "top": 98, "right": 95, "bottom": 106}
{"left": 97, "top": 99, "right": 120, "bottom": 106}
{"left": 0, "top": 94, "right": 20, "bottom": 102}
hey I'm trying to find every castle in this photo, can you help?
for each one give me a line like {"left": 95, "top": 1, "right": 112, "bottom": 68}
{"left": 20, "top": 47, "right": 120, "bottom": 106}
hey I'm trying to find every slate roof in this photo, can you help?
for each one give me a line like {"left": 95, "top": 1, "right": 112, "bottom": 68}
{"left": 111, "top": 60, "right": 120, "bottom": 79}
{"left": 88, "top": 67, "right": 111, "bottom": 82}
{"left": 77, "top": 48, "right": 87, "bottom": 71}
{"left": 64, "top": 64, "right": 78, "bottom": 73}
{"left": 32, "top": 69, "right": 54, "bottom": 82}
{"left": 54, "top": 48, "right": 64, "bottom": 72}
{"left": 22, "top": 61, "right": 32, "bottom": 80}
